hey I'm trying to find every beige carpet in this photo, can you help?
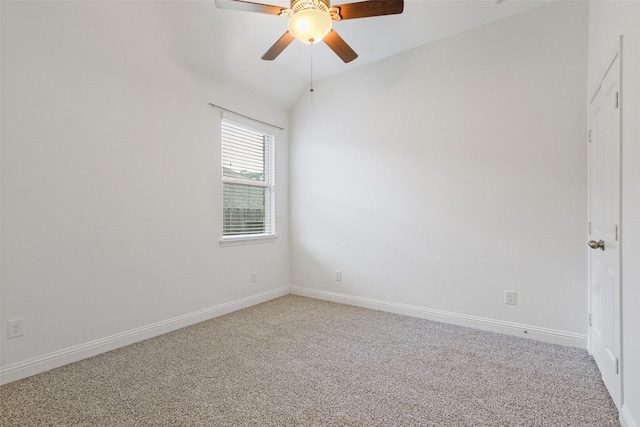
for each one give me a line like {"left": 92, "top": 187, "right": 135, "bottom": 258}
{"left": 0, "top": 295, "right": 619, "bottom": 426}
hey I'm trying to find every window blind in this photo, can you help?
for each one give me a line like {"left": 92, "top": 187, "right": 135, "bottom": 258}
{"left": 222, "top": 120, "right": 275, "bottom": 237}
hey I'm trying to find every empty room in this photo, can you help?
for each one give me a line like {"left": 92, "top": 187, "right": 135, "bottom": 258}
{"left": 1, "top": 0, "right": 639, "bottom": 425}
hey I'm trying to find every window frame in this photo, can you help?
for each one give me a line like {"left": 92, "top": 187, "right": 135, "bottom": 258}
{"left": 219, "top": 118, "right": 277, "bottom": 246}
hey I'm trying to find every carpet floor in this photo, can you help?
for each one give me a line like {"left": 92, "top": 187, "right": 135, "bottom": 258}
{"left": 0, "top": 295, "right": 619, "bottom": 426}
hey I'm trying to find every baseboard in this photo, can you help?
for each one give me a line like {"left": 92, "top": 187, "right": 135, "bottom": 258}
{"left": 1, "top": 285, "right": 590, "bottom": 385}
{"left": 290, "top": 286, "right": 587, "bottom": 349}
{"left": 621, "top": 405, "right": 638, "bottom": 427}
{"left": 0, "top": 286, "right": 289, "bottom": 385}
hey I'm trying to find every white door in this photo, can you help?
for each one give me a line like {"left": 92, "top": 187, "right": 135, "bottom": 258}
{"left": 588, "top": 50, "right": 621, "bottom": 408}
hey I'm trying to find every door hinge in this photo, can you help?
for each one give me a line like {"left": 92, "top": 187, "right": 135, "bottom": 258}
{"left": 615, "top": 358, "right": 619, "bottom": 375}
{"left": 615, "top": 225, "right": 619, "bottom": 241}
{"left": 588, "top": 222, "right": 592, "bottom": 234}
{"left": 588, "top": 129, "right": 592, "bottom": 143}
{"left": 615, "top": 92, "right": 619, "bottom": 109}
{"left": 588, "top": 313, "right": 592, "bottom": 326}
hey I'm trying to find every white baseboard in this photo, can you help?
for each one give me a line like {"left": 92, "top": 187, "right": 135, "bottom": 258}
{"left": 621, "top": 405, "right": 638, "bottom": 427}
{"left": 0, "top": 286, "right": 289, "bottom": 385}
{"left": 0, "top": 285, "right": 590, "bottom": 385}
{"left": 290, "top": 286, "right": 587, "bottom": 349}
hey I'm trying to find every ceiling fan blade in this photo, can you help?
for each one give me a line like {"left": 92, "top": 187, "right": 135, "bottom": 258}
{"left": 262, "top": 31, "right": 295, "bottom": 60}
{"left": 215, "top": 0, "right": 286, "bottom": 16}
{"left": 323, "top": 29, "right": 358, "bottom": 63}
{"left": 332, "top": 0, "right": 403, "bottom": 20}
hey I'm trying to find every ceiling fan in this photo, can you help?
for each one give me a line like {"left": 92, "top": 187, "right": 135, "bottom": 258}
{"left": 215, "top": 0, "right": 404, "bottom": 63}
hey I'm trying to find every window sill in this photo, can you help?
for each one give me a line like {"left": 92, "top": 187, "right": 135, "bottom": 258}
{"left": 219, "top": 234, "right": 278, "bottom": 247}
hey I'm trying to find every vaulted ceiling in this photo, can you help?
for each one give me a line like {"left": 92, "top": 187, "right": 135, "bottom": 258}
{"left": 159, "top": 0, "right": 550, "bottom": 109}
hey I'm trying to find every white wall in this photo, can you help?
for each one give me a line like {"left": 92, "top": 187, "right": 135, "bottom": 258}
{"left": 588, "top": 2, "right": 640, "bottom": 426}
{"left": 290, "top": 1, "right": 588, "bottom": 346}
{"left": 0, "top": 1, "right": 290, "bottom": 383}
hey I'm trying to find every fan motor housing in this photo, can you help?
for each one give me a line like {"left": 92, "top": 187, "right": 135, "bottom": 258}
{"left": 290, "top": 0, "right": 331, "bottom": 13}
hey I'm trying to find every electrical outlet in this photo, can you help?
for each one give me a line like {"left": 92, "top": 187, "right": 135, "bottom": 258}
{"left": 504, "top": 291, "right": 517, "bottom": 305}
{"left": 8, "top": 319, "right": 24, "bottom": 339}
{"left": 251, "top": 272, "right": 257, "bottom": 283}
{"left": 335, "top": 271, "right": 342, "bottom": 282}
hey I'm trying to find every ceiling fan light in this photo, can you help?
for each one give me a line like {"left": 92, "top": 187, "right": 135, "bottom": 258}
{"left": 288, "top": 8, "right": 332, "bottom": 44}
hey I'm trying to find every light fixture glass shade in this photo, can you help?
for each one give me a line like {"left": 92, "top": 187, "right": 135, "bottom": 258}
{"left": 288, "top": 8, "right": 332, "bottom": 44}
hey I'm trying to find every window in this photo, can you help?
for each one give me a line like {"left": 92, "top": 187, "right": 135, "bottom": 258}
{"left": 221, "top": 119, "right": 275, "bottom": 241}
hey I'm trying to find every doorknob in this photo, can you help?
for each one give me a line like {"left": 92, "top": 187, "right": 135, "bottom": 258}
{"left": 588, "top": 240, "right": 605, "bottom": 250}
